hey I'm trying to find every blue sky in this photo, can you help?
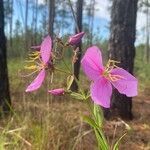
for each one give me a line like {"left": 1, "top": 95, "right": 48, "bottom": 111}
{"left": 7, "top": 0, "right": 147, "bottom": 45}
{"left": 11, "top": 0, "right": 110, "bottom": 38}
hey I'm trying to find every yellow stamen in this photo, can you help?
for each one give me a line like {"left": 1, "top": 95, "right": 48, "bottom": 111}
{"left": 108, "top": 74, "right": 125, "bottom": 82}
{"left": 29, "top": 55, "right": 40, "bottom": 61}
{"left": 28, "top": 51, "right": 40, "bottom": 56}
{"left": 20, "top": 50, "right": 50, "bottom": 78}
{"left": 102, "top": 59, "right": 124, "bottom": 82}
{"left": 24, "top": 65, "right": 37, "bottom": 70}
{"left": 23, "top": 51, "right": 44, "bottom": 76}
{"left": 25, "top": 60, "right": 35, "bottom": 63}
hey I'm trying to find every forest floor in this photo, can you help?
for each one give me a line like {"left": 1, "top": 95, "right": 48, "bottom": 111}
{"left": 4, "top": 83, "right": 149, "bottom": 150}
{"left": 109, "top": 86, "right": 150, "bottom": 150}
{"left": 0, "top": 59, "right": 150, "bottom": 150}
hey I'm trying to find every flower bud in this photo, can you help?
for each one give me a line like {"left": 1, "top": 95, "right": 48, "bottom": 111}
{"left": 68, "top": 32, "right": 85, "bottom": 46}
{"left": 48, "top": 88, "right": 65, "bottom": 96}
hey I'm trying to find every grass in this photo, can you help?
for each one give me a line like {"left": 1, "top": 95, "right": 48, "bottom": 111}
{"left": 1, "top": 57, "right": 94, "bottom": 149}
{"left": 0, "top": 49, "right": 150, "bottom": 150}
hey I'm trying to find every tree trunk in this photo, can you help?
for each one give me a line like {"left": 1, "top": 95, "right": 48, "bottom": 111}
{"left": 145, "top": 0, "right": 150, "bottom": 63}
{"left": 25, "top": 0, "right": 29, "bottom": 49}
{"left": 34, "top": 0, "right": 38, "bottom": 44}
{"left": 48, "top": 0, "right": 55, "bottom": 38}
{"left": 88, "top": 0, "right": 95, "bottom": 45}
{"left": 9, "top": 0, "right": 13, "bottom": 48}
{"left": 0, "top": 0, "right": 11, "bottom": 114}
{"left": 71, "top": 0, "right": 83, "bottom": 91}
{"left": 107, "top": 0, "right": 138, "bottom": 120}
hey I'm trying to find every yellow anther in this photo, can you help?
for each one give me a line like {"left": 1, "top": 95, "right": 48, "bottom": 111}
{"left": 106, "top": 74, "right": 124, "bottom": 82}
{"left": 105, "top": 59, "right": 120, "bottom": 72}
{"left": 28, "top": 51, "right": 40, "bottom": 56}
{"left": 24, "top": 65, "right": 37, "bottom": 70}
{"left": 29, "top": 55, "right": 39, "bottom": 60}
{"left": 25, "top": 60, "right": 35, "bottom": 63}
{"left": 102, "top": 59, "right": 124, "bottom": 82}
{"left": 108, "top": 59, "right": 120, "bottom": 63}
{"left": 22, "top": 51, "right": 47, "bottom": 77}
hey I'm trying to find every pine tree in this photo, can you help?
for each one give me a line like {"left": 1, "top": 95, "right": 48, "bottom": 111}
{"left": 0, "top": 0, "right": 11, "bottom": 114}
{"left": 108, "top": 0, "right": 138, "bottom": 119}
{"left": 71, "top": 0, "right": 84, "bottom": 91}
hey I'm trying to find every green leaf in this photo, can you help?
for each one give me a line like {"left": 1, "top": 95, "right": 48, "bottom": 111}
{"left": 94, "top": 129, "right": 109, "bottom": 150}
{"left": 93, "top": 104, "right": 104, "bottom": 127}
{"left": 66, "top": 75, "right": 74, "bottom": 90}
{"left": 82, "top": 90, "right": 90, "bottom": 100}
{"left": 0, "top": 136, "right": 5, "bottom": 150}
{"left": 113, "top": 132, "right": 127, "bottom": 150}
{"left": 71, "top": 92, "right": 84, "bottom": 100}
{"left": 82, "top": 115, "right": 98, "bottom": 128}
{"left": 93, "top": 104, "right": 108, "bottom": 149}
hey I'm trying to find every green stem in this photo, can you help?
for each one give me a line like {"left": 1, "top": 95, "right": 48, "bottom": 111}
{"left": 55, "top": 67, "right": 70, "bottom": 75}
{"left": 59, "top": 47, "right": 108, "bottom": 149}
{"left": 86, "top": 100, "right": 109, "bottom": 150}
{"left": 62, "top": 58, "right": 72, "bottom": 74}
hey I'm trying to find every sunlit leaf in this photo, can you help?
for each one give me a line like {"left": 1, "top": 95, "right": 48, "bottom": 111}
{"left": 71, "top": 92, "right": 85, "bottom": 100}
{"left": 82, "top": 115, "right": 98, "bottom": 128}
{"left": 66, "top": 75, "right": 74, "bottom": 90}
{"left": 93, "top": 104, "right": 104, "bottom": 127}
{"left": 113, "top": 132, "right": 127, "bottom": 150}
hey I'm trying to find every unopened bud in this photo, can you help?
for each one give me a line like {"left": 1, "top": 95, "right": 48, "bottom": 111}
{"left": 68, "top": 32, "right": 85, "bottom": 46}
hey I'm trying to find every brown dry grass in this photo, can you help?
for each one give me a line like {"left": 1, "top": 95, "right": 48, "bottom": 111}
{"left": 0, "top": 59, "right": 149, "bottom": 150}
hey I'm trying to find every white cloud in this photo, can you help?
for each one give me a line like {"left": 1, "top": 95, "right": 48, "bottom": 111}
{"left": 136, "top": 11, "right": 146, "bottom": 44}
{"left": 137, "top": 11, "right": 146, "bottom": 30}
{"left": 94, "top": 0, "right": 146, "bottom": 44}
{"left": 37, "top": 0, "right": 45, "bottom": 4}
{"left": 94, "top": 0, "right": 111, "bottom": 20}
{"left": 37, "top": 0, "right": 146, "bottom": 44}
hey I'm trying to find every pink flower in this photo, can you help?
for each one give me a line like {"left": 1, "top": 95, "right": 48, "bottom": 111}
{"left": 68, "top": 32, "right": 85, "bottom": 45}
{"left": 81, "top": 46, "right": 138, "bottom": 108}
{"left": 26, "top": 35, "right": 52, "bottom": 92}
{"left": 48, "top": 88, "right": 65, "bottom": 96}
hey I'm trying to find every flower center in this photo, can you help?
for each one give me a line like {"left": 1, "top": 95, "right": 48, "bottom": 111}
{"left": 102, "top": 59, "right": 124, "bottom": 82}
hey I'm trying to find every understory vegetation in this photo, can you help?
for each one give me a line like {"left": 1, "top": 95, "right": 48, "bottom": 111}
{"left": 0, "top": 45, "right": 149, "bottom": 150}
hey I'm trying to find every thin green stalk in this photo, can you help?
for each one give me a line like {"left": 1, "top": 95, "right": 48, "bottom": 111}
{"left": 55, "top": 67, "right": 70, "bottom": 74}
{"left": 60, "top": 49, "right": 109, "bottom": 150}
{"left": 94, "top": 128, "right": 108, "bottom": 150}
{"left": 67, "top": 0, "right": 80, "bottom": 33}
{"left": 86, "top": 101, "right": 108, "bottom": 150}
{"left": 62, "top": 58, "right": 72, "bottom": 74}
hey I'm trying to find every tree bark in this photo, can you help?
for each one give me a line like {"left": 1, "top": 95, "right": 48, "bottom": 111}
{"left": 145, "top": 0, "right": 150, "bottom": 63}
{"left": 25, "top": 0, "right": 29, "bottom": 49}
{"left": 34, "top": 0, "right": 38, "bottom": 44}
{"left": 48, "top": 0, "right": 55, "bottom": 38}
{"left": 71, "top": 0, "right": 83, "bottom": 91}
{"left": 9, "top": 0, "right": 13, "bottom": 48}
{"left": 107, "top": 0, "right": 138, "bottom": 120}
{"left": 0, "top": 0, "right": 11, "bottom": 114}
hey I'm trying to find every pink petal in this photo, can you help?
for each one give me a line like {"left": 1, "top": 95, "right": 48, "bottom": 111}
{"left": 110, "top": 68, "right": 138, "bottom": 97}
{"left": 81, "top": 46, "right": 104, "bottom": 81}
{"left": 90, "top": 77, "right": 112, "bottom": 108}
{"left": 48, "top": 88, "right": 64, "bottom": 96}
{"left": 68, "top": 32, "right": 85, "bottom": 45}
{"left": 26, "top": 69, "right": 46, "bottom": 92}
{"left": 40, "top": 35, "right": 52, "bottom": 63}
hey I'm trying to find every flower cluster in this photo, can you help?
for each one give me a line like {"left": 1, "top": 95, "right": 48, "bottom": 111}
{"left": 25, "top": 32, "right": 137, "bottom": 108}
{"left": 24, "top": 31, "right": 138, "bottom": 149}
{"left": 25, "top": 32, "right": 85, "bottom": 95}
